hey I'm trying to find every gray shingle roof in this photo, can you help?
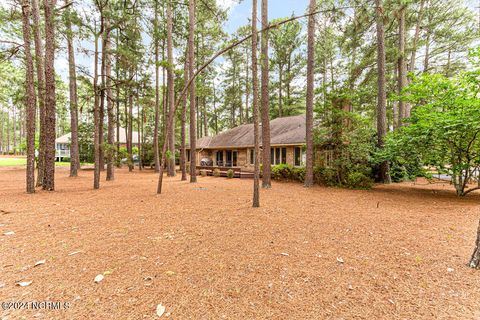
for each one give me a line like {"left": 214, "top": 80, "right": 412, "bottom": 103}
{"left": 191, "top": 114, "right": 306, "bottom": 149}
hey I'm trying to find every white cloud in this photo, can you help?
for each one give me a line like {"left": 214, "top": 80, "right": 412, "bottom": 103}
{"left": 216, "top": 0, "right": 239, "bottom": 11}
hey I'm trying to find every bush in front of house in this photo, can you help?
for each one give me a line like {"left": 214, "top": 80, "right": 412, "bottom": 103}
{"left": 213, "top": 168, "right": 221, "bottom": 177}
{"left": 271, "top": 164, "right": 305, "bottom": 182}
{"left": 200, "top": 169, "right": 208, "bottom": 177}
{"left": 226, "top": 169, "right": 234, "bottom": 179}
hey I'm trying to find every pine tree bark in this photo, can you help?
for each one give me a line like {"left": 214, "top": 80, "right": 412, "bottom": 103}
{"left": 32, "top": 0, "right": 45, "bottom": 187}
{"left": 180, "top": 48, "right": 189, "bottom": 181}
{"left": 22, "top": 0, "right": 37, "bottom": 193}
{"left": 278, "top": 66, "right": 283, "bottom": 117}
{"left": 105, "top": 17, "right": 115, "bottom": 180}
{"left": 397, "top": 5, "right": 408, "bottom": 122}
{"left": 65, "top": 0, "right": 80, "bottom": 177}
{"left": 153, "top": 0, "right": 161, "bottom": 173}
{"left": 93, "top": 28, "right": 101, "bottom": 189}
{"left": 260, "top": 0, "right": 271, "bottom": 189}
{"left": 166, "top": 0, "right": 176, "bottom": 177}
{"left": 375, "top": 0, "right": 391, "bottom": 183}
{"left": 304, "top": 0, "right": 316, "bottom": 188}
{"left": 43, "top": 0, "right": 57, "bottom": 191}
{"left": 245, "top": 48, "right": 250, "bottom": 122}
{"left": 188, "top": 0, "right": 197, "bottom": 183}
{"left": 99, "top": 15, "right": 105, "bottom": 172}
{"left": 252, "top": 0, "right": 260, "bottom": 207}
{"left": 469, "top": 219, "right": 480, "bottom": 269}
{"left": 128, "top": 73, "right": 133, "bottom": 171}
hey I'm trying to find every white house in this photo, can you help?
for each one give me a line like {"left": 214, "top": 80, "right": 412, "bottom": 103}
{"left": 55, "top": 128, "right": 139, "bottom": 161}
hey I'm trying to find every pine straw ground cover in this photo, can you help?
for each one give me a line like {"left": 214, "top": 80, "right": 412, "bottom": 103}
{"left": 1, "top": 166, "right": 480, "bottom": 319}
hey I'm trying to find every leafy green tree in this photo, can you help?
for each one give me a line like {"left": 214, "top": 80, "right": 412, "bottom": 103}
{"left": 384, "top": 49, "right": 480, "bottom": 196}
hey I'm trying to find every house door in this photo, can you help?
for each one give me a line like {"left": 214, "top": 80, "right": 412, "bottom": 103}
{"left": 216, "top": 151, "right": 224, "bottom": 166}
{"left": 225, "top": 150, "right": 237, "bottom": 167}
{"left": 226, "top": 150, "right": 232, "bottom": 167}
{"left": 232, "top": 151, "right": 237, "bottom": 166}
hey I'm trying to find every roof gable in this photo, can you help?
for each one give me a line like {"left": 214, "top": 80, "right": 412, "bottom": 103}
{"left": 194, "top": 114, "right": 306, "bottom": 149}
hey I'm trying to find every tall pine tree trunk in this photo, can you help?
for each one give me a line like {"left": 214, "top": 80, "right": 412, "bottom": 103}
{"left": 261, "top": 0, "right": 271, "bottom": 189}
{"left": 304, "top": 0, "right": 315, "bottom": 188}
{"left": 188, "top": 0, "right": 197, "bottom": 183}
{"left": 93, "top": 29, "right": 101, "bottom": 189}
{"left": 153, "top": 0, "right": 161, "bottom": 173}
{"left": 105, "top": 17, "right": 115, "bottom": 181}
{"left": 43, "top": 0, "right": 57, "bottom": 191}
{"left": 469, "top": 219, "right": 480, "bottom": 269}
{"left": 65, "top": 0, "right": 80, "bottom": 177}
{"left": 375, "top": 0, "right": 391, "bottom": 183}
{"left": 32, "top": 0, "right": 45, "bottom": 187}
{"left": 166, "top": 0, "right": 176, "bottom": 177}
{"left": 252, "top": 0, "right": 260, "bottom": 207}
{"left": 278, "top": 66, "right": 283, "bottom": 117}
{"left": 245, "top": 48, "right": 250, "bottom": 122}
{"left": 128, "top": 71, "right": 133, "bottom": 172}
{"left": 397, "top": 4, "right": 408, "bottom": 122}
{"left": 180, "top": 48, "right": 189, "bottom": 181}
{"left": 99, "top": 15, "right": 105, "bottom": 172}
{"left": 22, "top": 0, "right": 37, "bottom": 193}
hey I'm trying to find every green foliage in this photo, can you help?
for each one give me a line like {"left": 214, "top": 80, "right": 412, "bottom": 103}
{"left": 226, "top": 169, "right": 234, "bottom": 179}
{"left": 271, "top": 164, "right": 305, "bottom": 182}
{"left": 315, "top": 99, "right": 376, "bottom": 189}
{"left": 78, "top": 123, "right": 94, "bottom": 163}
{"left": 384, "top": 51, "right": 480, "bottom": 195}
{"left": 213, "top": 168, "right": 221, "bottom": 177}
{"left": 345, "top": 172, "right": 374, "bottom": 189}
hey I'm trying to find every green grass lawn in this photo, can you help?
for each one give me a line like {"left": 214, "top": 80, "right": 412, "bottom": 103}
{"left": 0, "top": 157, "right": 72, "bottom": 167}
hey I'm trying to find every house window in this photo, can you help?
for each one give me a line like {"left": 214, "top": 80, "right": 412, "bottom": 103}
{"left": 270, "top": 147, "right": 288, "bottom": 165}
{"left": 250, "top": 149, "right": 255, "bottom": 165}
{"left": 187, "top": 150, "right": 190, "bottom": 162}
{"left": 294, "top": 147, "right": 303, "bottom": 166}
{"left": 216, "top": 151, "right": 224, "bottom": 166}
{"left": 232, "top": 151, "right": 237, "bottom": 166}
{"left": 324, "top": 150, "right": 334, "bottom": 168}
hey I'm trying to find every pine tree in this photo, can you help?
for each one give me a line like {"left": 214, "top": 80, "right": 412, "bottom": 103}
{"left": 304, "top": 0, "right": 316, "bottom": 188}
{"left": 21, "top": 0, "right": 37, "bottom": 193}
{"left": 42, "top": 0, "right": 57, "bottom": 191}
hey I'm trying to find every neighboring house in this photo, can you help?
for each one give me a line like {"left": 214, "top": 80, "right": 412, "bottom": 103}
{"left": 55, "top": 128, "right": 139, "bottom": 161}
{"left": 187, "top": 114, "right": 307, "bottom": 172}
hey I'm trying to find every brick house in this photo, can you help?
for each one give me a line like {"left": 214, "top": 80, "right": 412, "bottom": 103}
{"left": 187, "top": 114, "right": 307, "bottom": 172}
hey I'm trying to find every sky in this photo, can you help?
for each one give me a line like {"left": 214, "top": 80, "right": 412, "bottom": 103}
{"left": 219, "top": 0, "right": 311, "bottom": 33}
{"left": 51, "top": 0, "right": 313, "bottom": 84}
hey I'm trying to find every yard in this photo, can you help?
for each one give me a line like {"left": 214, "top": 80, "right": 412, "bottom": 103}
{"left": 0, "top": 157, "right": 72, "bottom": 167}
{"left": 1, "top": 165, "right": 480, "bottom": 319}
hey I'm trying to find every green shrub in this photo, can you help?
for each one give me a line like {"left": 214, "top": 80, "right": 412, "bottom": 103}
{"left": 200, "top": 169, "right": 207, "bottom": 177}
{"left": 292, "top": 166, "right": 305, "bottom": 182}
{"left": 271, "top": 163, "right": 293, "bottom": 180}
{"left": 62, "top": 157, "right": 71, "bottom": 162}
{"left": 226, "top": 169, "right": 234, "bottom": 179}
{"left": 313, "top": 167, "right": 338, "bottom": 186}
{"left": 345, "top": 172, "right": 373, "bottom": 189}
{"left": 213, "top": 168, "right": 221, "bottom": 177}
{"left": 271, "top": 164, "right": 305, "bottom": 182}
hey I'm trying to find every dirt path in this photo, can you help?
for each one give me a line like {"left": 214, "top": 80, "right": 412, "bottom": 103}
{"left": 1, "top": 166, "right": 480, "bottom": 319}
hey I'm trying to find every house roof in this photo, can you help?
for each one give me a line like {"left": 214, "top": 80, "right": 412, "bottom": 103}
{"left": 55, "top": 128, "right": 139, "bottom": 144}
{"left": 191, "top": 114, "right": 306, "bottom": 149}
